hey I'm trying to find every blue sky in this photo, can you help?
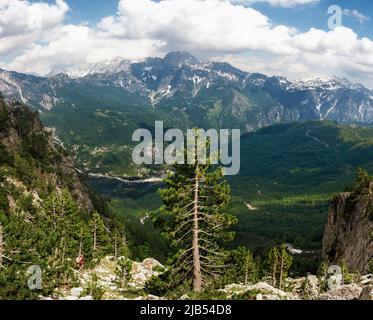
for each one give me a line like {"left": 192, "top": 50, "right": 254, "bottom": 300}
{"left": 33, "top": 0, "right": 373, "bottom": 38}
{"left": 4, "top": 0, "right": 373, "bottom": 88}
{"left": 255, "top": 0, "right": 373, "bottom": 38}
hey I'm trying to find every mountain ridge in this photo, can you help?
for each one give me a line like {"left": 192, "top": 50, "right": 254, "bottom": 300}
{"left": 1, "top": 52, "right": 373, "bottom": 127}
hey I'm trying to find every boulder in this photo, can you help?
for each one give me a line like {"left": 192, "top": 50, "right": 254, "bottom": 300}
{"left": 360, "top": 274, "right": 372, "bottom": 286}
{"left": 222, "top": 282, "right": 299, "bottom": 300}
{"left": 318, "top": 284, "right": 362, "bottom": 300}
{"left": 359, "top": 285, "right": 373, "bottom": 300}
{"left": 291, "top": 275, "right": 320, "bottom": 299}
{"left": 70, "top": 287, "right": 84, "bottom": 298}
{"left": 130, "top": 258, "right": 165, "bottom": 287}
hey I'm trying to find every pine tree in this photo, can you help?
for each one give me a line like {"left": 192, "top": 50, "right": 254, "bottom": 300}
{"left": 89, "top": 211, "right": 110, "bottom": 260}
{"left": 221, "top": 247, "right": 258, "bottom": 286}
{"left": 267, "top": 246, "right": 280, "bottom": 288}
{"left": 154, "top": 152, "right": 236, "bottom": 292}
{"left": 266, "top": 244, "right": 292, "bottom": 290}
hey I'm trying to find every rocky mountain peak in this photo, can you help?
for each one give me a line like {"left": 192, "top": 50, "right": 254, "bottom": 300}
{"left": 290, "top": 76, "right": 370, "bottom": 92}
{"left": 47, "top": 57, "right": 132, "bottom": 79}
{"left": 163, "top": 51, "right": 199, "bottom": 68}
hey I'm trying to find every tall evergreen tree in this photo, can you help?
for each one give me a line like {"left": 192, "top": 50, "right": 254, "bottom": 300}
{"left": 154, "top": 153, "right": 236, "bottom": 292}
{"left": 266, "top": 244, "right": 293, "bottom": 290}
{"left": 89, "top": 211, "right": 110, "bottom": 260}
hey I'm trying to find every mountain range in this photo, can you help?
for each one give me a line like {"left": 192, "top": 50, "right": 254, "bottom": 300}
{"left": 1, "top": 51, "right": 373, "bottom": 131}
{"left": 1, "top": 52, "right": 373, "bottom": 253}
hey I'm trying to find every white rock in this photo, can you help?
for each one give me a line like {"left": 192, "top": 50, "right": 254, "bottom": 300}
{"left": 64, "top": 296, "right": 79, "bottom": 301}
{"left": 70, "top": 287, "right": 83, "bottom": 297}
{"left": 222, "top": 282, "right": 299, "bottom": 300}
{"left": 318, "top": 284, "right": 362, "bottom": 300}
{"left": 360, "top": 274, "right": 372, "bottom": 285}
{"left": 291, "top": 275, "right": 319, "bottom": 299}
{"left": 359, "top": 285, "right": 373, "bottom": 300}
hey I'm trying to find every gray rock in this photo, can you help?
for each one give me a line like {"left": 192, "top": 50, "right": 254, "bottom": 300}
{"left": 318, "top": 284, "right": 362, "bottom": 300}
{"left": 322, "top": 190, "right": 373, "bottom": 273}
{"left": 70, "top": 287, "right": 83, "bottom": 297}
{"left": 359, "top": 285, "right": 373, "bottom": 300}
{"left": 222, "top": 282, "right": 299, "bottom": 300}
{"left": 360, "top": 274, "right": 372, "bottom": 285}
{"left": 291, "top": 275, "right": 319, "bottom": 299}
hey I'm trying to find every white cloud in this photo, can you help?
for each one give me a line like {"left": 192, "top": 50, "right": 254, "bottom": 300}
{"left": 230, "top": 0, "right": 319, "bottom": 7}
{"left": 0, "top": 0, "right": 68, "bottom": 56}
{"left": 343, "top": 9, "right": 370, "bottom": 24}
{"left": 2, "top": 0, "right": 373, "bottom": 88}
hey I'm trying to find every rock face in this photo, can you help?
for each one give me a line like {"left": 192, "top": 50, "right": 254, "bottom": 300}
{"left": 322, "top": 183, "right": 373, "bottom": 273}
{"left": 0, "top": 97, "right": 93, "bottom": 212}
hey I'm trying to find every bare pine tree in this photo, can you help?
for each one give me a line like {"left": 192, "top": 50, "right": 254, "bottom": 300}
{"left": 156, "top": 152, "right": 236, "bottom": 292}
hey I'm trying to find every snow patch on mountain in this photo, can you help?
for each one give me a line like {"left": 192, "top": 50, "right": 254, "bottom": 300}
{"left": 47, "top": 57, "right": 131, "bottom": 79}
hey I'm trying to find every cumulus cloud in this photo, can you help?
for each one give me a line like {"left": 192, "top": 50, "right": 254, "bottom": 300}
{"left": 2, "top": 0, "right": 373, "bottom": 88}
{"left": 0, "top": 0, "right": 68, "bottom": 55}
{"left": 230, "top": 0, "right": 319, "bottom": 7}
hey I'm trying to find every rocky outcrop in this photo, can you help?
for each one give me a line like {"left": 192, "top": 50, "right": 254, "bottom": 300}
{"left": 0, "top": 97, "right": 93, "bottom": 211}
{"left": 41, "top": 255, "right": 373, "bottom": 301}
{"left": 318, "top": 284, "right": 363, "bottom": 300}
{"left": 220, "top": 282, "right": 299, "bottom": 300}
{"left": 322, "top": 182, "right": 373, "bottom": 273}
{"left": 47, "top": 256, "right": 166, "bottom": 300}
{"left": 290, "top": 275, "right": 320, "bottom": 300}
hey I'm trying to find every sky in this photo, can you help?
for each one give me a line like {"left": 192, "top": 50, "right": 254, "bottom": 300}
{"left": 1, "top": 0, "right": 373, "bottom": 88}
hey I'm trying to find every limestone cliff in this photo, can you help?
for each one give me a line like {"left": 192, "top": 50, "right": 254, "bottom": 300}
{"left": 0, "top": 96, "right": 93, "bottom": 212}
{"left": 322, "top": 179, "right": 373, "bottom": 273}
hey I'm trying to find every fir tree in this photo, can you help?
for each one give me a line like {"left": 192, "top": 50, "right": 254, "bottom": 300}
{"left": 89, "top": 211, "right": 110, "bottom": 260}
{"left": 266, "top": 244, "right": 293, "bottom": 290}
{"left": 154, "top": 150, "right": 236, "bottom": 292}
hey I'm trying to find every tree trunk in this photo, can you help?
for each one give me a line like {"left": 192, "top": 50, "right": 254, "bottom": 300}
{"left": 93, "top": 224, "right": 97, "bottom": 256}
{"left": 245, "top": 255, "right": 249, "bottom": 286}
{"left": 0, "top": 223, "right": 3, "bottom": 269}
{"left": 279, "top": 252, "right": 284, "bottom": 290}
{"left": 192, "top": 168, "right": 202, "bottom": 292}
{"left": 114, "top": 236, "right": 118, "bottom": 260}
{"left": 78, "top": 229, "right": 83, "bottom": 257}
{"left": 61, "top": 237, "right": 66, "bottom": 265}
{"left": 272, "top": 259, "right": 277, "bottom": 288}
